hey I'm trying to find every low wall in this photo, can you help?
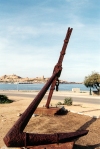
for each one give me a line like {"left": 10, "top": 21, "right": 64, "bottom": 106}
{"left": 72, "top": 88, "right": 80, "bottom": 93}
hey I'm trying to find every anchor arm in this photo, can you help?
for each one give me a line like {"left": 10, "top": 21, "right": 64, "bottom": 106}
{"left": 4, "top": 130, "right": 88, "bottom": 147}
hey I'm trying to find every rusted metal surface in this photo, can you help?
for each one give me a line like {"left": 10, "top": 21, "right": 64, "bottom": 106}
{"left": 34, "top": 107, "right": 68, "bottom": 116}
{"left": 4, "top": 130, "right": 88, "bottom": 147}
{"left": 45, "top": 27, "right": 73, "bottom": 108}
{"left": 3, "top": 27, "right": 89, "bottom": 148}
{"left": 3, "top": 72, "right": 58, "bottom": 147}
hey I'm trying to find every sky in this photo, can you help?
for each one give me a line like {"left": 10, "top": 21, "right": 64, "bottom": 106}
{"left": 0, "top": 0, "right": 100, "bottom": 82}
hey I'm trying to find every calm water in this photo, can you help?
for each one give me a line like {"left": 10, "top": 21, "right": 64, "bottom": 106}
{"left": 0, "top": 83, "right": 90, "bottom": 91}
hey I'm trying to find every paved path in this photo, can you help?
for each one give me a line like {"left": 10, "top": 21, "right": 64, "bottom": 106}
{"left": 0, "top": 90, "right": 100, "bottom": 105}
{"left": 0, "top": 90, "right": 100, "bottom": 118}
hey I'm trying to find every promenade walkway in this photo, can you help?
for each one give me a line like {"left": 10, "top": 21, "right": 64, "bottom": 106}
{"left": 52, "top": 91, "right": 100, "bottom": 118}
{"left": 0, "top": 90, "right": 100, "bottom": 118}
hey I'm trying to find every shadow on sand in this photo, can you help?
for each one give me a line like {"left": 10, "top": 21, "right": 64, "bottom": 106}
{"left": 74, "top": 143, "right": 100, "bottom": 149}
{"left": 74, "top": 117, "right": 100, "bottom": 149}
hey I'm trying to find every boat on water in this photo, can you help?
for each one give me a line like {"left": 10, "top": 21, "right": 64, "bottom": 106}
{"left": 18, "top": 82, "right": 34, "bottom": 84}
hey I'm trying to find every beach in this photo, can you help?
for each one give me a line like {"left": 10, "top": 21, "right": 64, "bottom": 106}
{"left": 0, "top": 91, "right": 100, "bottom": 149}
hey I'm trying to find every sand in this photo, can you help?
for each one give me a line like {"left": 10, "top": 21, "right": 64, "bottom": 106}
{"left": 0, "top": 91, "right": 100, "bottom": 149}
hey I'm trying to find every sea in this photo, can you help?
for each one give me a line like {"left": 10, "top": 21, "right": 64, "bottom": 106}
{"left": 0, "top": 83, "right": 90, "bottom": 91}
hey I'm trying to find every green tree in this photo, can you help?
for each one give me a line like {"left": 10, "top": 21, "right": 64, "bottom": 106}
{"left": 84, "top": 72, "right": 100, "bottom": 95}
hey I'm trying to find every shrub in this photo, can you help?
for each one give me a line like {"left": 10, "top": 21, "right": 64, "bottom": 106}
{"left": 0, "top": 95, "right": 13, "bottom": 104}
{"left": 63, "top": 97, "right": 72, "bottom": 106}
{"left": 57, "top": 97, "right": 73, "bottom": 106}
{"left": 57, "top": 101, "right": 63, "bottom": 105}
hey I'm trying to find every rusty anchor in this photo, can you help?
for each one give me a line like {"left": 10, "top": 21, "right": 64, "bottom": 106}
{"left": 3, "top": 27, "right": 89, "bottom": 148}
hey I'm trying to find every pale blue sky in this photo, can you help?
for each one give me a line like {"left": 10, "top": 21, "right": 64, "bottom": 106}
{"left": 0, "top": 0, "right": 100, "bottom": 82}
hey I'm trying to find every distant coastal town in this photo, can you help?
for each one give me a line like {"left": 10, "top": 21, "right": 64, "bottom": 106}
{"left": 0, "top": 74, "right": 82, "bottom": 84}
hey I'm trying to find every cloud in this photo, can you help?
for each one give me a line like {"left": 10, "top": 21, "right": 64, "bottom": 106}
{"left": 0, "top": 0, "right": 100, "bottom": 81}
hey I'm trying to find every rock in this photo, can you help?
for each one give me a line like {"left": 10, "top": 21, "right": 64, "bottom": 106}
{"left": 17, "top": 113, "right": 22, "bottom": 117}
{"left": 32, "top": 114, "right": 38, "bottom": 117}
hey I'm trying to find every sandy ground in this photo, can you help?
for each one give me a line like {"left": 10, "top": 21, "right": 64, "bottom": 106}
{"left": 0, "top": 91, "right": 100, "bottom": 149}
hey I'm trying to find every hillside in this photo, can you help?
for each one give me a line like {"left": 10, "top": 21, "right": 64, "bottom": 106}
{"left": 0, "top": 74, "right": 69, "bottom": 84}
